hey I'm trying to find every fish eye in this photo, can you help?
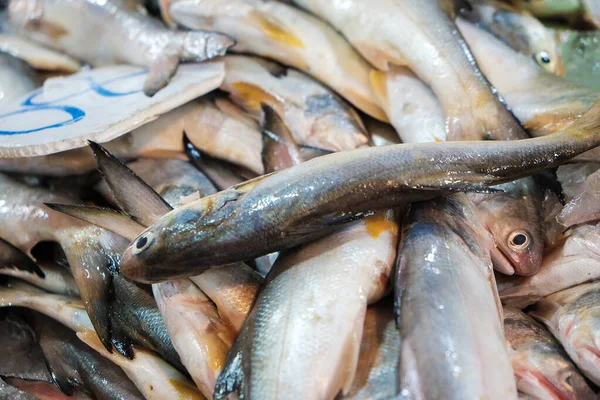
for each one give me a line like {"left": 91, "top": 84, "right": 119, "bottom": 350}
{"left": 508, "top": 230, "right": 530, "bottom": 251}
{"left": 535, "top": 51, "right": 551, "bottom": 65}
{"left": 132, "top": 231, "right": 154, "bottom": 255}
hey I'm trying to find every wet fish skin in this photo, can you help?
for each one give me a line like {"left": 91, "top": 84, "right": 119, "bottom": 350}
{"left": 168, "top": 0, "right": 386, "bottom": 120}
{"left": 503, "top": 306, "right": 596, "bottom": 400}
{"left": 499, "top": 221, "right": 600, "bottom": 308}
{"left": 292, "top": 0, "right": 525, "bottom": 142}
{"left": 469, "top": 178, "right": 544, "bottom": 276}
{"left": 153, "top": 279, "right": 233, "bottom": 398}
{"left": 339, "top": 302, "right": 400, "bottom": 400}
{"left": 396, "top": 194, "right": 515, "bottom": 399}
{"left": 529, "top": 281, "right": 600, "bottom": 386}
{"left": 556, "top": 163, "right": 600, "bottom": 227}
{"left": 215, "top": 211, "right": 399, "bottom": 400}
{"left": 457, "top": 18, "right": 600, "bottom": 138}
{"left": 121, "top": 102, "right": 600, "bottom": 282}
{"left": 219, "top": 55, "right": 370, "bottom": 152}
{"left": 32, "top": 313, "right": 144, "bottom": 400}
{"left": 460, "top": 0, "right": 564, "bottom": 75}
{"left": 7, "top": 0, "right": 234, "bottom": 96}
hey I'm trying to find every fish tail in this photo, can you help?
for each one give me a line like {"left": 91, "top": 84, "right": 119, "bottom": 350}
{"left": 0, "top": 237, "right": 45, "bottom": 278}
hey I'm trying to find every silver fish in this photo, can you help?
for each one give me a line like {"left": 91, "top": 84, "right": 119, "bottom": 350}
{"left": 396, "top": 194, "right": 516, "bottom": 399}
{"left": 339, "top": 301, "right": 400, "bottom": 400}
{"left": 457, "top": 17, "right": 600, "bottom": 138}
{"left": 167, "top": 0, "right": 387, "bottom": 121}
{"left": 121, "top": 100, "right": 600, "bottom": 282}
{"left": 292, "top": 0, "right": 526, "bottom": 142}
{"left": 215, "top": 211, "right": 399, "bottom": 400}
{"left": 0, "top": 52, "right": 38, "bottom": 107}
{"left": 219, "top": 55, "right": 370, "bottom": 152}
{"left": 7, "top": 0, "right": 233, "bottom": 96}
{"left": 503, "top": 306, "right": 595, "bottom": 400}
{"left": 530, "top": 281, "right": 600, "bottom": 386}
{"left": 460, "top": 0, "right": 564, "bottom": 74}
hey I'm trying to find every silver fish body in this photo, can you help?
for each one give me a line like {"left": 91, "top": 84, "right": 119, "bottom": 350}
{"left": 503, "top": 306, "right": 596, "bottom": 400}
{"left": 396, "top": 194, "right": 516, "bottom": 399}
{"left": 121, "top": 104, "right": 600, "bottom": 282}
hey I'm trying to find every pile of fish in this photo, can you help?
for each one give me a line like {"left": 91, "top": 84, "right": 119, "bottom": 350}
{"left": 2, "top": 0, "right": 600, "bottom": 399}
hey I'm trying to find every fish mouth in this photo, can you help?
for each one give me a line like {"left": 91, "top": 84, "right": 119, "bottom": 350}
{"left": 491, "top": 247, "right": 515, "bottom": 276}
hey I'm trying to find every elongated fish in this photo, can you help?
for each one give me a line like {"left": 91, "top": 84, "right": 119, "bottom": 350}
{"left": 215, "top": 210, "right": 399, "bottom": 400}
{"left": 530, "top": 281, "right": 600, "bottom": 386}
{"left": 31, "top": 313, "right": 144, "bottom": 400}
{"left": 0, "top": 237, "right": 78, "bottom": 296}
{"left": 499, "top": 221, "right": 600, "bottom": 307}
{"left": 460, "top": 0, "right": 564, "bottom": 74}
{"left": 292, "top": 0, "right": 526, "bottom": 141}
{"left": 503, "top": 306, "right": 595, "bottom": 399}
{"left": 396, "top": 194, "right": 515, "bottom": 399}
{"left": 0, "top": 281, "right": 198, "bottom": 400}
{"left": 457, "top": 17, "right": 600, "bottom": 137}
{"left": 219, "top": 55, "right": 369, "bottom": 152}
{"left": 167, "top": 0, "right": 386, "bottom": 120}
{"left": 339, "top": 301, "right": 400, "bottom": 400}
{"left": 7, "top": 0, "right": 233, "bottom": 96}
{"left": 121, "top": 100, "right": 600, "bottom": 282}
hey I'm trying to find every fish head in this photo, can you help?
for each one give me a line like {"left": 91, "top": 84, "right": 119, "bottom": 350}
{"left": 120, "top": 193, "right": 233, "bottom": 283}
{"left": 471, "top": 181, "right": 544, "bottom": 276}
{"left": 533, "top": 49, "right": 565, "bottom": 76}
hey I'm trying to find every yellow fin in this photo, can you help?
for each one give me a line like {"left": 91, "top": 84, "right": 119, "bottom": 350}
{"left": 252, "top": 13, "right": 304, "bottom": 48}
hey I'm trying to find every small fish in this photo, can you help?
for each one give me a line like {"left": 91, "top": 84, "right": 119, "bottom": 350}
{"left": 529, "top": 281, "right": 600, "bottom": 386}
{"left": 396, "top": 194, "right": 516, "bottom": 399}
{"left": 0, "top": 281, "right": 195, "bottom": 400}
{"left": 469, "top": 178, "right": 544, "bottom": 276}
{"left": 31, "top": 313, "right": 144, "bottom": 399}
{"left": 220, "top": 55, "right": 370, "bottom": 152}
{"left": 460, "top": 0, "right": 564, "bottom": 74}
{"left": 556, "top": 163, "right": 600, "bottom": 227}
{"left": 457, "top": 17, "right": 600, "bottom": 138}
{"left": 121, "top": 101, "right": 600, "bottom": 282}
{"left": 215, "top": 211, "right": 399, "bottom": 400}
{"left": 499, "top": 221, "right": 600, "bottom": 307}
{"left": 7, "top": 0, "right": 234, "bottom": 96}
{"left": 503, "top": 306, "right": 596, "bottom": 400}
{"left": 292, "top": 0, "right": 526, "bottom": 142}
{"left": 0, "top": 237, "right": 79, "bottom": 297}
{"left": 168, "top": 0, "right": 386, "bottom": 121}
{"left": 339, "top": 301, "right": 400, "bottom": 400}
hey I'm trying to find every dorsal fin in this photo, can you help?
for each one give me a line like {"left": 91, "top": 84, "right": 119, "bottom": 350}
{"left": 88, "top": 141, "right": 172, "bottom": 226}
{"left": 0, "top": 237, "right": 44, "bottom": 278}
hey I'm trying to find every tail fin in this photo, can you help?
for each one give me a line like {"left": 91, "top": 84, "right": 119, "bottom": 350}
{"left": 0, "top": 237, "right": 44, "bottom": 278}
{"left": 88, "top": 141, "right": 172, "bottom": 226}
{"left": 179, "top": 30, "right": 235, "bottom": 62}
{"left": 261, "top": 104, "right": 304, "bottom": 172}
